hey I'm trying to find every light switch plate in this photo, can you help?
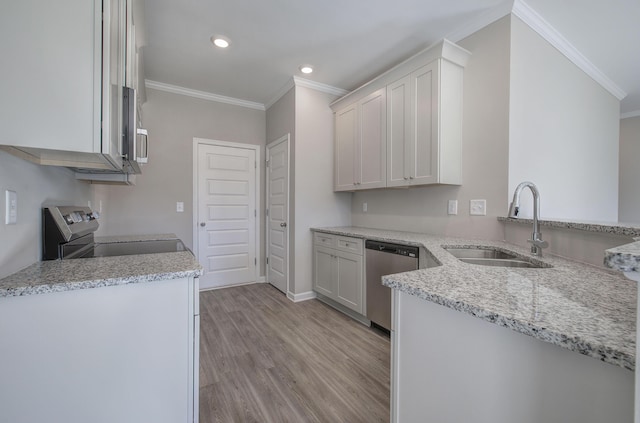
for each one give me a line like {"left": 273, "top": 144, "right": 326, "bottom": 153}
{"left": 447, "top": 200, "right": 458, "bottom": 215}
{"left": 5, "top": 190, "right": 17, "bottom": 225}
{"left": 176, "top": 202, "right": 184, "bottom": 213}
{"left": 362, "top": 202, "right": 368, "bottom": 213}
{"left": 470, "top": 199, "right": 486, "bottom": 216}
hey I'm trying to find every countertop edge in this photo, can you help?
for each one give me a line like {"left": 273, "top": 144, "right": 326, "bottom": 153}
{"left": 604, "top": 238, "right": 640, "bottom": 273}
{"left": 0, "top": 268, "right": 203, "bottom": 298}
{"left": 384, "top": 279, "right": 634, "bottom": 371}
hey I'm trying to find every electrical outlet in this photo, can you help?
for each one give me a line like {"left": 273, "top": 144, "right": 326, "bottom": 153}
{"left": 362, "top": 202, "right": 368, "bottom": 213}
{"left": 470, "top": 199, "right": 486, "bottom": 216}
{"left": 5, "top": 190, "right": 17, "bottom": 225}
{"left": 176, "top": 202, "right": 184, "bottom": 213}
{"left": 447, "top": 200, "right": 458, "bottom": 215}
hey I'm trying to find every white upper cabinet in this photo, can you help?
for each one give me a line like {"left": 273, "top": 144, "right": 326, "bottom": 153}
{"left": 334, "top": 88, "right": 387, "bottom": 191}
{"left": 332, "top": 39, "right": 469, "bottom": 191}
{"left": 388, "top": 60, "right": 464, "bottom": 187}
{"left": 335, "top": 104, "right": 358, "bottom": 191}
{"left": 359, "top": 89, "right": 387, "bottom": 189}
{"left": 0, "top": 0, "right": 127, "bottom": 171}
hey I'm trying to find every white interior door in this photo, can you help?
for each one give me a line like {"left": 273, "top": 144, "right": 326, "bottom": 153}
{"left": 266, "top": 135, "right": 289, "bottom": 294}
{"left": 196, "top": 142, "right": 257, "bottom": 289}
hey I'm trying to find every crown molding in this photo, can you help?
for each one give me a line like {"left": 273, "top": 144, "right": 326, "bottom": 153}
{"left": 265, "top": 77, "right": 349, "bottom": 110}
{"left": 144, "top": 80, "right": 265, "bottom": 111}
{"left": 512, "top": 0, "right": 627, "bottom": 101}
{"left": 621, "top": 110, "right": 640, "bottom": 119}
{"left": 264, "top": 78, "right": 296, "bottom": 110}
{"left": 292, "top": 76, "right": 349, "bottom": 97}
{"left": 446, "top": 0, "right": 514, "bottom": 43}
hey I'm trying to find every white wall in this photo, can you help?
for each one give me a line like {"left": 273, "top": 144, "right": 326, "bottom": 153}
{"left": 508, "top": 16, "right": 620, "bottom": 222}
{"left": 351, "top": 16, "right": 512, "bottom": 241}
{"left": 266, "top": 85, "right": 351, "bottom": 295}
{"left": 95, "top": 88, "right": 266, "bottom": 267}
{"left": 619, "top": 116, "right": 640, "bottom": 223}
{"left": 0, "top": 150, "right": 92, "bottom": 279}
{"left": 293, "top": 86, "right": 351, "bottom": 294}
{"left": 266, "top": 88, "right": 296, "bottom": 287}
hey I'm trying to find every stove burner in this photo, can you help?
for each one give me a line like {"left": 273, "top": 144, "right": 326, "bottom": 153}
{"left": 74, "top": 239, "right": 187, "bottom": 259}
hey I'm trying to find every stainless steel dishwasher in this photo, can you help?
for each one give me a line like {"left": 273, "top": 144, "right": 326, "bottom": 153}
{"left": 365, "top": 240, "right": 419, "bottom": 332}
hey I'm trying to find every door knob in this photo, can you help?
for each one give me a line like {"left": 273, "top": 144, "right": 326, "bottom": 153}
{"left": 280, "top": 222, "right": 287, "bottom": 228}
{"left": 200, "top": 222, "right": 205, "bottom": 227}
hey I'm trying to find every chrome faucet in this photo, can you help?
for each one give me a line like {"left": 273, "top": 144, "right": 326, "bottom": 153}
{"left": 508, "top": 181, "right": 549, "bottom": 256}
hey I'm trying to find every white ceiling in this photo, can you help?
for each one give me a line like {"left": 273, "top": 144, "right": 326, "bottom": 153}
{"left": 142, "top": 0, "right": 640, "bottom": 115}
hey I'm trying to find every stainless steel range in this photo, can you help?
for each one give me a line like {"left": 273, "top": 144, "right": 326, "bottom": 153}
{"left": 42, "top": 206, "right": 186, "bottom": 260}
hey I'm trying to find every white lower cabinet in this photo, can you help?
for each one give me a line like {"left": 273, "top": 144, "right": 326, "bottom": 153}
{"left": 313, "top": 233, "right": 364, "bottom": 315}
{"left": 391, "top": 290, "right": 633, "bottom": 423}
{"left": 0, "top": 276, "right": 199, "bottom": 423}
{"left": 314, "top": 245, "right": 336, "bottom": 298}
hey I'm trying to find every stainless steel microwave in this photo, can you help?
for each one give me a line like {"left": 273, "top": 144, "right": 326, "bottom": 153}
{"left": 122, "top": 86, "right": 148, "bottom": 174}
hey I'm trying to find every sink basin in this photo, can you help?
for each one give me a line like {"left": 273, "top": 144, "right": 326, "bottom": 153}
{"left": 443, "top": 246, "right": 550, "bottom": 269}
{"left": 445, "top": 248, "right": 519, "bottom": 260}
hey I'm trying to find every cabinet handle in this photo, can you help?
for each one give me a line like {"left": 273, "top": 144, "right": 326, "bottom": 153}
{"left": 404, "top": 177, "right": 408, "bottom": 180}
{"left": 137, "top": 128, "right": 149, "bottom": 163}
{"left": 409, "top": 176, "right": 414, "bottom": 179}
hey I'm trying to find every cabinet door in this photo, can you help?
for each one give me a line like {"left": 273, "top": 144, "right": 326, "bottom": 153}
{"left": 0, "top": 1, "right": 99, "bottom": 153}
{"left": 334, "top": 251, "right": 363, "bottom": 314}
{"left": 410, "top": 62, "right": 439, "bottom": 185}
{"left": 359, "top": 88, "right": 387, "bottom": 189}
{"left": 313, "top": 246, "right": 335, "bottom": 298}
{"left": 334, "top": 104, "right": 358, "bottom": 191}
{"left": 386, "top": 75, "right": 411, "bottom": 187}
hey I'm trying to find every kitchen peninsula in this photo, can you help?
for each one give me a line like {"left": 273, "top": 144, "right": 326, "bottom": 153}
{"left": 313, "top": 226, "right": 636, "bottom": 423}
{"left": 0, "top": 241, "right": 202, "bottom": 423}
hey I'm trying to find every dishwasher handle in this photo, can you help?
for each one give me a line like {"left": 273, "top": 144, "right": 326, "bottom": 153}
{"left": 365, "top": 240, "right": 419, "bottom": 258}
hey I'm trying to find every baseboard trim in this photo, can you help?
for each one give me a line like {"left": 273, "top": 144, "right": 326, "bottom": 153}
{"left": 314, "top": 293, "right": 371, "bottom": 327}
{"left": 199, "top": 280, "right": 263, "bottom": 291}
{"left": 256, "top": 276, "right": 266, "bottom": 283}
{"left": 287, "top": 290, "right": 317, "bottom": 302}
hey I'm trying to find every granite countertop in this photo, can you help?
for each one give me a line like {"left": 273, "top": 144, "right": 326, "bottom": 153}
{"left": 0, "top": 234, "right": 203, "bottom": 298}
{"left": 498, "top": 216, "right": 640, "bottom": 237}
{"left": 312, "top": 226, "right": 636, "bottom": 371}
{"left": 605, "top": 237, "right": 640, "bottom": 273}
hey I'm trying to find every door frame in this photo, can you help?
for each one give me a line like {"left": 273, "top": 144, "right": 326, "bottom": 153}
{"left": 192, "top": 138, "right": 262, "bottom": 286}
{"left": 265, "top": 134, "right": 291, "bottom": 295}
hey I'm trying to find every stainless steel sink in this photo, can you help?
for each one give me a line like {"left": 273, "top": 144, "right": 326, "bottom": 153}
{"left": 443, "top": 247, "right": 550, "bottom": 269}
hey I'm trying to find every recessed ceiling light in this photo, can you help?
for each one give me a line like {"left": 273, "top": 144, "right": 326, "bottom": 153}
{"left": 211, "top": 36, "right": 230, "bottom": 49}
{"left": 299, "top": 65, "right": 313, "bottom": 74}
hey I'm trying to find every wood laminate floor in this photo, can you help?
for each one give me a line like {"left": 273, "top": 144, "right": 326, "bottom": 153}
{"left": 199, "top": 283, "right": 390, "bottom": 423}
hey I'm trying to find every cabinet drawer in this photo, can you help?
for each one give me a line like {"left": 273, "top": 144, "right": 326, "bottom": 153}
{"left": 314, "top": 232, "right": 335, "bottom": 247}
{"left": 335, "top": 236, "right": 363, "bottom": 255}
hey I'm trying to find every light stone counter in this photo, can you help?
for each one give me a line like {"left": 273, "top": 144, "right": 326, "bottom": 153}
{"left": 312, "top": 226, "right": 636, "bottom": 371}
{"left": 605, "top": 237, "right": 640, "bottom": 273}
{"left": 0, "top": 234, "right": 202, "bottom": 298}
